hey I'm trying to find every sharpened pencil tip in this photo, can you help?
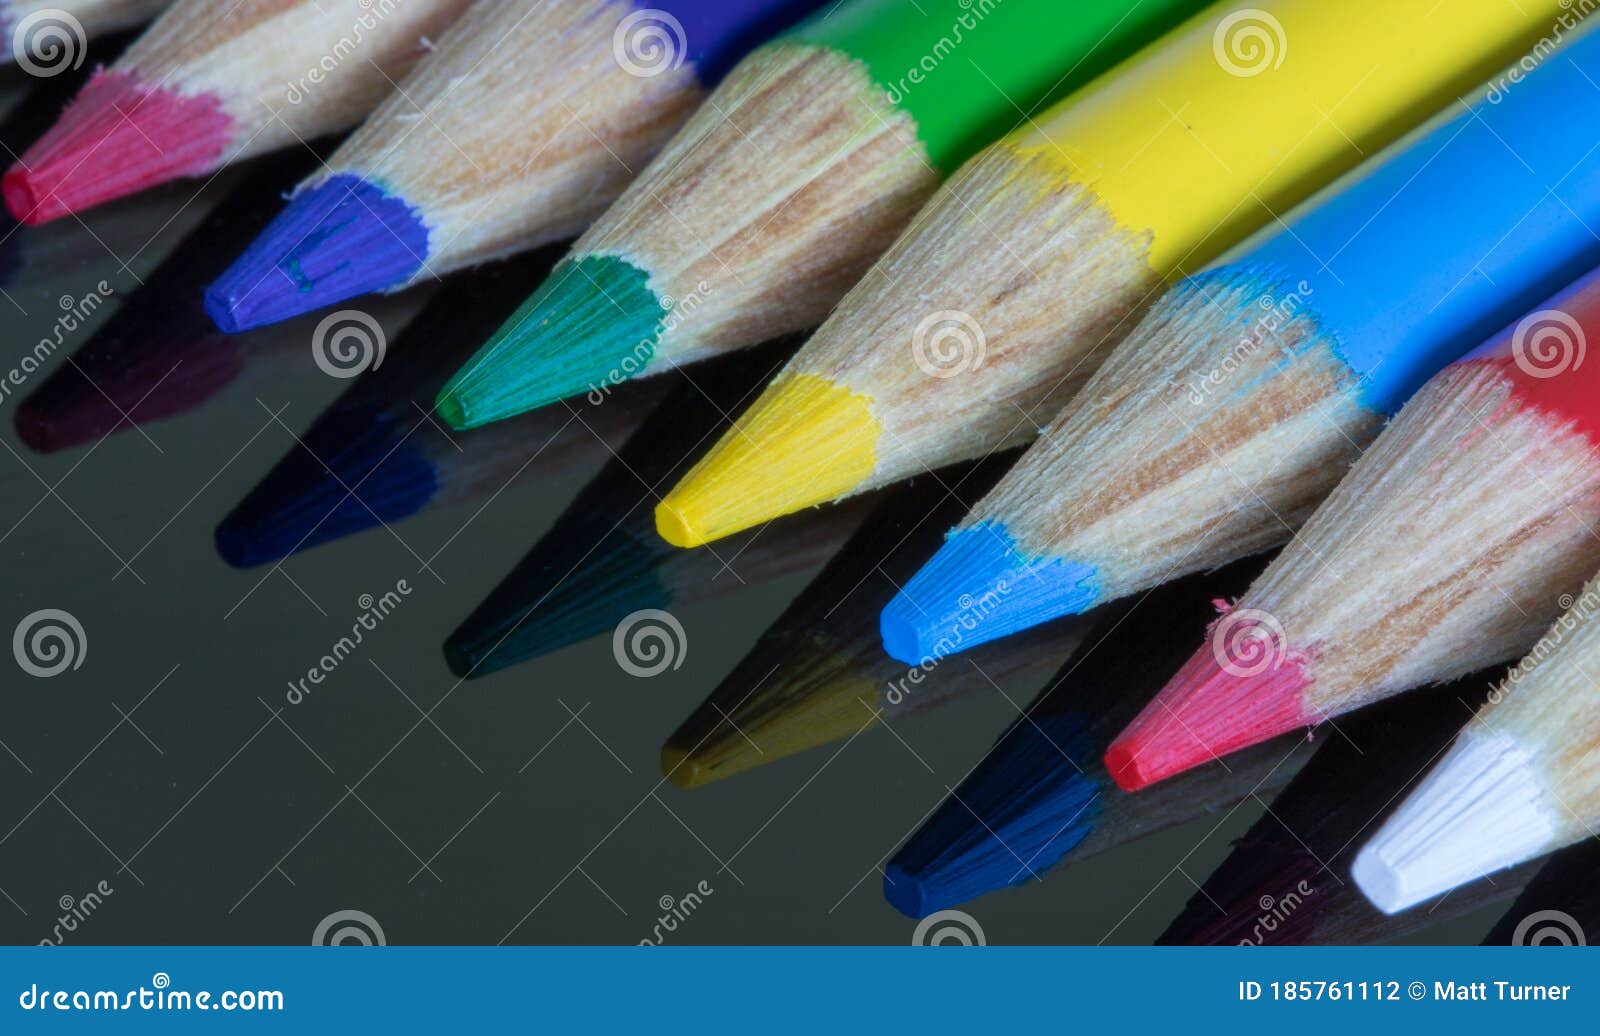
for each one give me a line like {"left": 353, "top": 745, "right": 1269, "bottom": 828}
{"left": 654, "top": 500, "right": 703, "bottom": 549}
{"left": 436, "top": 255, "right": 663, "bottom": 429}
{"left": 432, "top": 390, "right": 472, "bottom": 432}
{"left": 6, "top": 71, "right": 233, "bottom": 224}
{"left": 880, "top": 523, "right": 1100, "bottom": 664}
{"left": 207, "top": 174, "right": 430, "bottom": 332}
{"left": 1352, "top": 729, "right": 1559, "bottom": 915}
{"left": 657, "top": 373, "right": 878, "bottom": 546}
{"left": 1107, "top": 632, "right": 1313, "bottom": 791}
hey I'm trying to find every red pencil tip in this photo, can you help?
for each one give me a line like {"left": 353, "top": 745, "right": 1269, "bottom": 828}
{"left": 1105, "top": 616, "right": 1313, "bottom": 791}
{"left": 5, "top": 71, "right": 233, "bottom": 224}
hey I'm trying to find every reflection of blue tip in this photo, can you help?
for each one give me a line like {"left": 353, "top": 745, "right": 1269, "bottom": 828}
{"left": 205, "top": 173, "right": 430, "bottom": 333}
{"left": 879, "top": 523, "right": 1099, "bottom": 665}
{"left": 885, "top": 714, "right": 1105, "bottom": 918}
{"left": 214, "top": 408, "right": 438, "bottom": 568}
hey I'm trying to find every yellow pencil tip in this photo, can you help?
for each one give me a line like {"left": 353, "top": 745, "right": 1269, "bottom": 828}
{"left": 656, "top": 373, "right": 878, "bottom": 547}
{"left": 654, "top": 500, "right": 704, "bottom": 549}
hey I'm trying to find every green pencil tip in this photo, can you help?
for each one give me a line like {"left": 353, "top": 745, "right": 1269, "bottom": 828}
{"left": 432, "top": 390, "right": 472, "bottom": 431}
{"left": 436, "top": 254, "right": 665, "bottom": 428}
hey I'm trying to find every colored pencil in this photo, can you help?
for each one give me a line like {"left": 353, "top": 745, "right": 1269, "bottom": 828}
{"left": 661, "top": 454, "right": 1089, "bottom": 790}
{"left": 205, "top": 0, "right": 828, "bottom": 334}
{"left": 433, "top": 0, "right": 1203, "bottom": 430}
{"left": 2, "top": 0, "right": 166, "bottom": 64}
{"left": 213, "top": 248, "right": 665, "bottom": 569}
{"left": 1159, "top": 678, "right": 1533, "bottom": 945}
{"left": 444, "top": 339, "right": 870, "bottom": 678}
{"left": 1106, "top": 268, "right": 1600, "bottom": 792}
{"left": 3, "top": 0, "right": 474, "bottom": 225}
{"left": 0, "top": 20, "right": 129, "bottom": 224}
{"left": 654, "top": 0, "right": 1569, "bottom": 549}
{"left": 1483, "top": 840, "right": 1600, "bottom": 946}
{"left": 1354, "top": 570, "right": 1600, "bottom": 914}
{"left": 12, "top": 151, "right": 423, "bottom": 451}
{"left": 881, "top": 25, "right": 1600, "bottom": 665}
{"left": 885, "top": 555, "right": 1318, "bottom": 919}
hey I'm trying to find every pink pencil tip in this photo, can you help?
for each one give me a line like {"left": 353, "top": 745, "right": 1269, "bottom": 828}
{"left": 1106, "top": 619, "right": 1313, "bottom": 791}
{"left": 7, "top": 71, "right": 233, "bottom": 224}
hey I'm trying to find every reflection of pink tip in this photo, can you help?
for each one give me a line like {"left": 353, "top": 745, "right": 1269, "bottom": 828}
{"left": 1105, "top": 641, "right": 1312, "bottom": 792}
{"left": 4, "top": 71, "right": 233, "bottom": 224}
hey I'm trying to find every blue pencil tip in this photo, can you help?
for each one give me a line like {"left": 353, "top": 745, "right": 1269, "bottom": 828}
{"left": 879, "top": 524, "right": 1099, "bottom": 665}
{"left": 205, "top": 173, "right": 430, "bottom": 333}
{"left": 885, "top": 715, "right": 1106, "bottom": 917}
{"left": 214, "top": 407, "right": 438, "bottom": 568}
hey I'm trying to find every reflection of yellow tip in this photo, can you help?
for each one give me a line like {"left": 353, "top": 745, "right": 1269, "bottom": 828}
{"left": 655, "top": 373, "right": 878, "bottom": 548}
{"left": 661, "top": 668, "right": 883, "bottom": 789}
{"left": 659, "top": 742, "right": 708, "bottom": 790}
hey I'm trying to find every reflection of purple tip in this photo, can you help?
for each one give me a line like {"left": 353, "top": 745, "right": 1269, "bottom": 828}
{"left": 204, "top": 174, "right": 429, "bottom": 333}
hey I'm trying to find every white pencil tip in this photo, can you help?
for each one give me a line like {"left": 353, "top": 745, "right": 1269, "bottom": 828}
{"left": 1353, "top": 730, "right": 1558, "bottom": 915}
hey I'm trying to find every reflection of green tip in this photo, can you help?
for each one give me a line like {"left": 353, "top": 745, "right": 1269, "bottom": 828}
{"left": 445, "top": 522, "right": 673, "bottom": 678}
{"left": 436, "top": 254, "right": 663, "bottom": 428}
